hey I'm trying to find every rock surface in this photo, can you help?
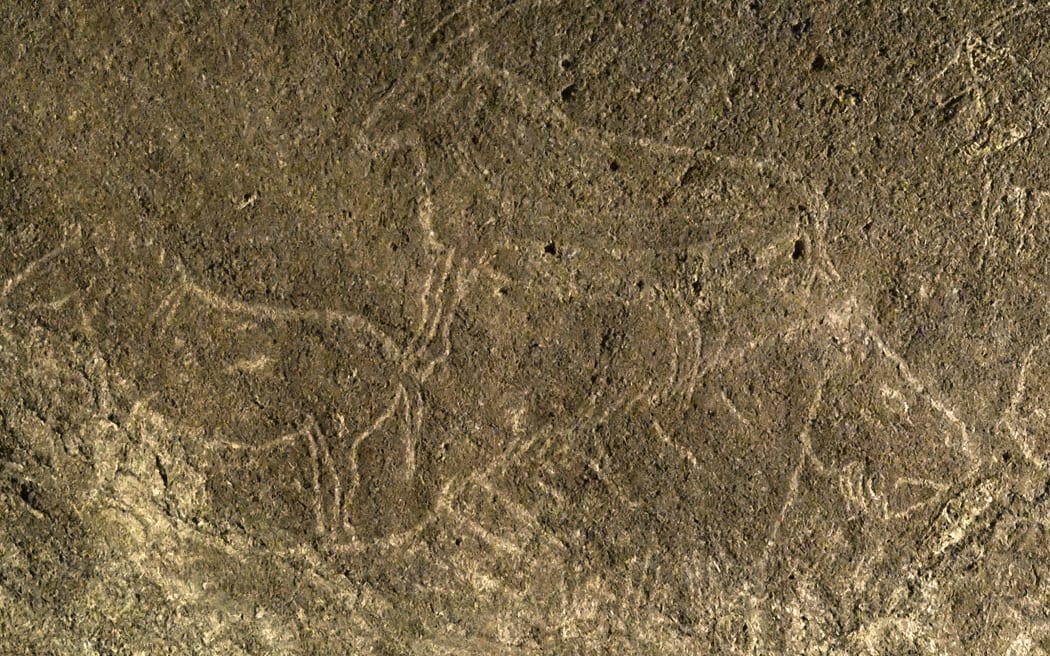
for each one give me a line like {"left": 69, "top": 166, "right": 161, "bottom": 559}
{"left": 2, "top": 2, "right": 1050, "bottom": 654}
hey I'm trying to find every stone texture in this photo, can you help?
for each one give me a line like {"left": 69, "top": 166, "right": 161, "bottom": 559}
{"left": 2, "top": 2, "right": 1050, "bottom": 654}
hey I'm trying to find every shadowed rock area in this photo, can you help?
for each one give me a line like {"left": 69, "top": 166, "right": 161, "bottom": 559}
{"left": 3, "top": 2, "right": 1050, "bottom": 654}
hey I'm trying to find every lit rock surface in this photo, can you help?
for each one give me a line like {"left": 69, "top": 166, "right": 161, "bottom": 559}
{"left": 2, "top": 3, "right": 1050, "bottom": 654}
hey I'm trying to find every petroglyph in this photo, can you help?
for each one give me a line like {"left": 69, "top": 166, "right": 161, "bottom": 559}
{"left": 5, "top": 2, "right": 1050, "bottom": 653}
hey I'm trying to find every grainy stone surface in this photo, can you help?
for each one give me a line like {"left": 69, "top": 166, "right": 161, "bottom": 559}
{"left": 2, "top": 2, "right": 1050, "bottom": 654}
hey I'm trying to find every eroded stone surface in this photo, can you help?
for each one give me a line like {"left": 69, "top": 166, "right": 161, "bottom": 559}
{"left": 3, "top": 2, "right": 1050, "bottom": 654}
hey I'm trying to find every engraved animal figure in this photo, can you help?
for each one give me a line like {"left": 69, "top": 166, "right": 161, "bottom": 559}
{"left": 147, "top": 135, "right": 480, "bottom": 545}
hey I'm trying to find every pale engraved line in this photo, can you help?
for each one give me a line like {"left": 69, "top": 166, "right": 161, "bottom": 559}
{"left": 997, "top": 332, "right": 1050, "bottom": 469}
{"left": 1, "top": 229, "right": 82, "bottom": 300}
{"left": 152, "top": 284, "right": 191, "bottom": 331}
{"left": 719, "top": 390, "right": 753, "bottom": 431}
{"left": 306, "top": 414, "right": 342, "bottom": 535}
{"left": 890, "top": 477, "right": 951, "bottom": 520}
{"left": 360, "top": 0, "right": 537, "bottom": 132}
{"left": 655, "top": 288, "right": 682, "bottom": 403}
{"left": 764, "top": 373, "right": 828, "bottom": 562}
{"left": 412, "top": 263, "right": 439, "bottom": 348}
{"left": 476, "top": 479, "right": 568, "bottom": 553}
{"left": 304, "top": 430, "right": 326, "bottom": 535}
{"left": 204, "top": 429, "right": 306, "bottom": 453}
{"left": 26, "top": 291, "right": 77, "bottom": 311}
{"left": 179, "top": 277, "right": 402, "bottom": 360}
{"left": 476, "top": 56, "right": 788, "bottom": 174}
{"left": 342, "top": 387, "right": 405, "bottom": 528}
{"left": 451, "top": 509, "right": 524, "bottom": 557}
{"left": 652, "top": 420, "right": 698, "bottom": 470}
{"left": 409, "top": 250, "right": 455, "bottom": 365}
{"left": 863, "top": 324, "right": 974, "bottom": 458}
{"left": 675, "top": 293, "right": 705, "bottom": 405}
{"left": 401, "top": 386, "right": 416, "bottom": 481}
